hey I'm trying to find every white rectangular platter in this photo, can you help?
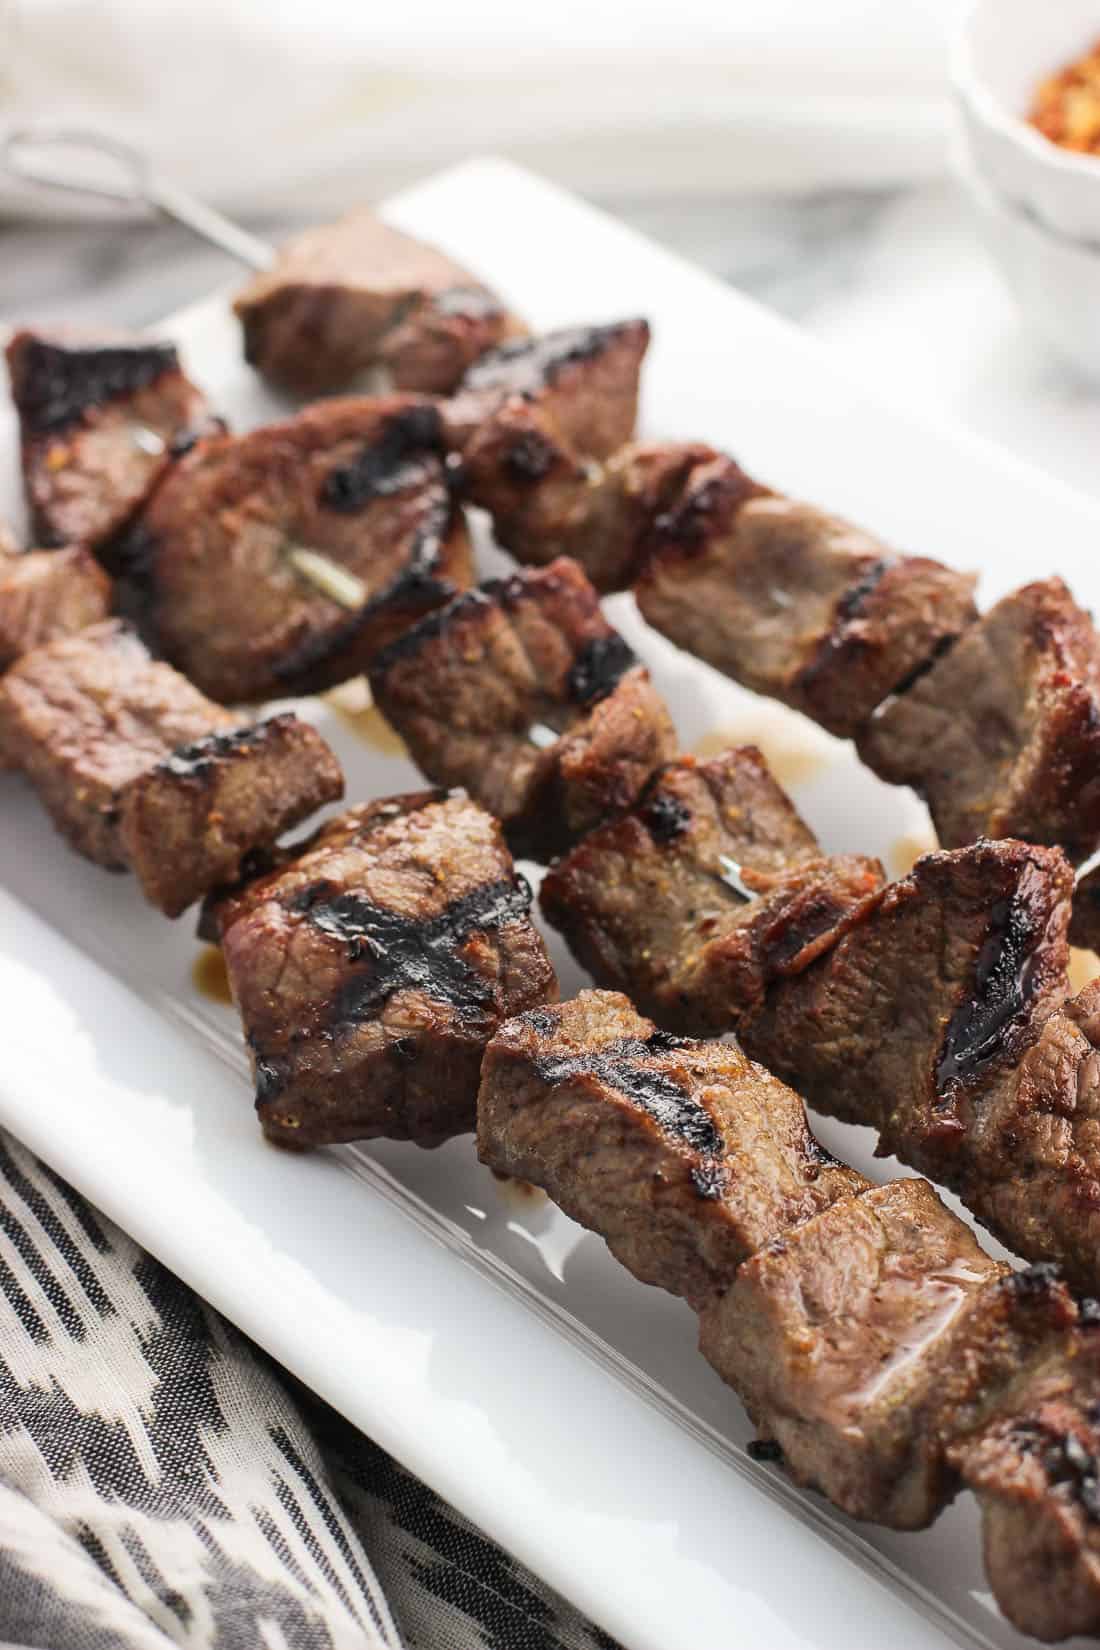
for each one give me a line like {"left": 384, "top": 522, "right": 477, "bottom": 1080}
{"left": 5, "top": 158, "right": 1100, "bottom": 1650}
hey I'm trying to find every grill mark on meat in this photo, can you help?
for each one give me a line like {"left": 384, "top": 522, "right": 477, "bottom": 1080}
{"left": 532, "top": 1033, "right": 728, "bottom": 1195}
{"left": 650, "top": 463, "right": 763, "bottom": 552}
{"left": 269, "top": 497, "right": 458, "bottom": 688}
{"left": 320, "top": 404, "right": 443, "bottom": 512}
{"left": 935, "top": 890, "right": 1043, "bottom": 1097}
{"left": 638, "top": 785, "right": 692, "bottom": 844}
{"left": 1010, "top": 1416, "right": 1100, "bottom": 1521}
{"left": 159, "top": 717, "right": 277, "bottom": 778}
{"left": 287, "top": 873, "right": 535, "bottom": 1027}
{"left": 794, "top": 557, "right": 895, "bottom": 697}
{"left": 12, "top": 336, "right": 180, "bottom": 432}
{"left": 460, "top": 324, "right": 620, "bottom": 392}
{"left": 503, "top": 429, "right": 558, "bottom": 481}
{"left": 567, "top": 634, "right": 636, "bottom": 706}
{"left": 369, "top": 586, "right": 490, "bottom": 669}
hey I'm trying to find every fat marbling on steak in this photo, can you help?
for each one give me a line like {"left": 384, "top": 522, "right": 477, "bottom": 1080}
{"left": 368, "top": 556, "right": 676, "bottom": 859}
{"left": 6, "top": 328, "right": 214, "bottom": 552}
{"left": 130, "top": 396, "right": 472, "bottom": 703}
{"left": 212, "top": 791, "right": 557, "bottom": 1147}
{"left": 0, "top": 619, "right": 342, "bottom": 916}
{"left": 540, "top": 745, "right": 883, "bottom": 1034}
{"left": 859, "top": 577, "right": 1100, "bottom": 863}
{"left": 478, "top": 989, "right": 1100, "bottom": 1640}
{"left": 233, "top": 208, "right": 522, "bottom": 395}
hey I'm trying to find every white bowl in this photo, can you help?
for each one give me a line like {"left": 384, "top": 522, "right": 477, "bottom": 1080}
{"left": 953, "top": 0, "right": 1100, "bottom": 241}
{"left": 956, "top": 137, "right": 1100, "bottom": 381}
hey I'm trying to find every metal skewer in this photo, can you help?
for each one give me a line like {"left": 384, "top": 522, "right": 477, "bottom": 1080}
{"left": 2, "top": 126, "right": 379, "bottom": 614}
{"left": 2, "top": 126, "right": 275, "bottom": 272}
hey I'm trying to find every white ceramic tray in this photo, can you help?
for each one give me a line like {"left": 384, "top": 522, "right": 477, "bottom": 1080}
{"left": 4, "top": 158, "right": 1100, "bottom": 1650}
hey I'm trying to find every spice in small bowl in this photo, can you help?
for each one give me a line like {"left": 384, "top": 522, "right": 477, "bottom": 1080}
{"left": 1029, "top": 38, "right": 1100, "bottom": 155}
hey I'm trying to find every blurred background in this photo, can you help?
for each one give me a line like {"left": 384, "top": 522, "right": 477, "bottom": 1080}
{"left": 1, "top": 0, "right": 1099, "bottom": 497}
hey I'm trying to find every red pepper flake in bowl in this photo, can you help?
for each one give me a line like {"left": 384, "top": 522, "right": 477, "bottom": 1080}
{"left": 1029, "top": 39, "right": 1100, "bottom": 154}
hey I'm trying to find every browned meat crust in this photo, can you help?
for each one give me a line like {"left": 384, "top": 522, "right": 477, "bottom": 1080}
{"left": 0, "top": 620, "right": 342, "bottom": 913}
{"left": 1071, "top": 864, "right": 1100, "bottom": 952}
{"left": 540, "top": 746, "right": 883, "bottom": 1033}
{"left": 0, "top": 544, "right": 111, "bottom": 670}
{"left": 859, "top": 578, "right": 1100, "bottom": 862}
{"left": 736, "top": 839, "right": 1100, "bottom": 1298}
{"left": 118, "top": 714, "right": 344, "bottom": 918}
{"left": 6, "top": 329, "right": 213, "bottom": 551}
{"left": 476, "top": 990, "right": 862, "bottom": 1309}
{"left": 479, "top": 990, "right": 1100, "bottom": 1639}
{"left": 368, "top": 556, "right": 676, "bottom": 859}
{"left": 214, "top": 793, "right": 557, "bottom": 1147}
{"left": 635, "top": 472, "right": 978, "bottom": 738}
{"left": 233, "top": 209, "right": 521, "bottom": 395}
{"left": 443, "top": 319, "right": 649, "bottom": 457}
{"left": 130, "top": 397, "right": 472, "bottom": 703}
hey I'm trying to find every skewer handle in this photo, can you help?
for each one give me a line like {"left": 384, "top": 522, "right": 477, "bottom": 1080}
{"left": 2, "top": 126, "right": 275, "bottom": 272}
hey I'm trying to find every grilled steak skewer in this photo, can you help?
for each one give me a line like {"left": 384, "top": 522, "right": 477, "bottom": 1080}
{"left": 0, "top": 619, "right": 343, "bottom": 916}
{"left": 233, "top": 209, "right": 523, "bottom": 396}
{"left": 210, "top": 792, "right": 557, "bottom": 1147}
{"left": 6, "top": 328, "right": 214, "bottom": 552}
{"left": 0, "top": 541, "right": 111, "bottom": 671}
{"left": 478, "top": 990, "right": 1100, "bottom": 1642}
{"left": 540, "top": 745, "right": 883, "bottom": 1033}
{"left": 368, "top": 557, "right": 676, "bottom": 859}
{"left": 129, "top": 397, "right": 472, "bottom": 703}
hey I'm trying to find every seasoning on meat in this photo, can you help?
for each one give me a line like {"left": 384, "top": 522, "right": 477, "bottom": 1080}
{"left": 540, "top": 745, "right": 883, "bottom": 1033}
{"left": 368, "top": 556, "right": 676, "bottom": 859}
{"left": 6, "top": 328, "right": 214, "bottom": 552}
{"left": 635, "top": 462, "right": 979, "bottom": 738}
{"left": 233, "top": 209, "right": 522, "bottom": 395}
{"left": 130, "top": 396, "right": 472, "bottom": 703}
{"left": 859, "top": 578, "right": 1100, "bottom": 862}
{"left": 212, "top": 792, "right": 557, "bottom": 1147}
{"left": 0, "top": 543, "right": 111, "bottom": 671}
{"left": 479, "top": 989, "right": 1100, "bottom": 1640}
{"left": 0, "top": 619, "right": 343, "bottom": 916}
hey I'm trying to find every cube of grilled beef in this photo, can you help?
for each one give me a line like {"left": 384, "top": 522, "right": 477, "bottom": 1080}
{"left": 131, "top": 397, "right": 472, "bottom": 703}
{"left": 213, "top": 792, "right": 557, "bottom": 1147}
{"left": 0, "top": 544, "right": 111, "bottom": 671}
{"left": 540, "top": 747, "right": 883, "bottom": 1034}
{"left": 951, "top": 1308, "right": 1100, "bottom": 1642}
{"left": 736, "top": 839, "right": 1100, "bottom": 1294}
{"left": 0, "top": 620, "right": 342, "bottom": 914}
{"left": 860, "top": 578, "right": 1100, "bottom": 862}
{"left": 1071, "top": 865, "right": 1100, "bottom": 952}
{"left": 461, "top": 421, "right": 716, "bottom": 594}
{"left": 635, "top": 467, "right": 979, "bottom": 738}
{"left": 233, "top": 209, "right": 521, "bottom": 396}
{"left": 6, "top": 328, "right": 213, "bottom": 551}
{"left": 442, "top": 319, "right": 650, "bottom": 458}
{"left": 368, "top": 557, "right": 676, "bottom": 859}
{"left": 477, "top": 990, "right": 863, "bottom": 1309}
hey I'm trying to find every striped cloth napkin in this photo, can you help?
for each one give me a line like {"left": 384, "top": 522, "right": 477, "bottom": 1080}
{"left": 0, "top": 1127, "right": 619, "bottom": 1650}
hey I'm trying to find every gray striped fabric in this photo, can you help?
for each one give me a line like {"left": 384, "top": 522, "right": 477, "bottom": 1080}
{"left": 0, "top": 1129, "right": 620, "bottom": 1650}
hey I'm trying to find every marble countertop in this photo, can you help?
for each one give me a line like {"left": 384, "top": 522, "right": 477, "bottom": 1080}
{"left": 3, "top": 180, "right": 1100, "bottom": 506}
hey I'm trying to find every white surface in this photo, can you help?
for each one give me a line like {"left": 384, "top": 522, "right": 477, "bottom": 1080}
{"left": 955, "top": 141, "right": 1100, "bottom": 381}
{"left": 5, "top": 158, "right": 1100, "bottom": 1650}
{"left": 954, "top": 0, "right": 1100, "bottom": 239}
{"left": 0, "top": 0, "right": 961, "bottom": 212}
